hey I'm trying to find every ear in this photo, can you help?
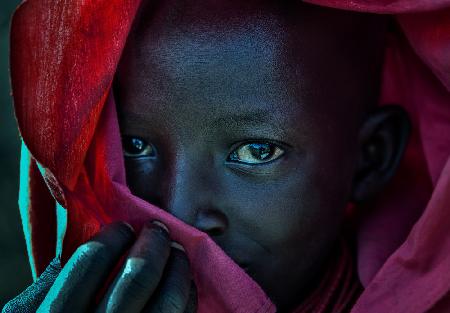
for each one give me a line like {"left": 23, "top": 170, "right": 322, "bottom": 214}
{"left": 351, "top": 105, "right": 411, "bottom": 203}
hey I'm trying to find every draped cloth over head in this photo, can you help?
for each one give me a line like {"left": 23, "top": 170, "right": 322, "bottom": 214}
{"left": 9, "top": 0, "right": 450, "bottom": 312}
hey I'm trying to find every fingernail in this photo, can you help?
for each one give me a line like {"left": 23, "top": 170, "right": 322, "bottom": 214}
{"left": 121, "top": 221, "right": 135, "bottom": 232}
{"left": 151, "top": 220, "right": 170, "bottom": 234}
{"left": 171, "top": 241, "right": 186, "bottom": 252}
{"left": 99, "top": 221, "right": 135, "bottom": 237}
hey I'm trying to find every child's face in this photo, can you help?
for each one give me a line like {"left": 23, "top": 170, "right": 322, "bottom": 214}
{"left": 115, "top": 2, "right": 386, "bottom": 311}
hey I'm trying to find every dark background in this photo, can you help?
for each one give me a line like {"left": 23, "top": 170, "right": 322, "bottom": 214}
{"left": 0, "top": 1, "right": 33, "bottom": 307}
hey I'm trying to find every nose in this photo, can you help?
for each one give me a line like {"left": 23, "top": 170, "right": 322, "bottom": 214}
{"left": 159, "top": 154, "right": 228, "bottom": 237}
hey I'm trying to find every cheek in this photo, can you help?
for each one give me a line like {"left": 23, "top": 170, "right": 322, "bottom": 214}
{"left": 124, "top": 147, "right": 353, "bottom": 247}
{"left": 124, "top": 159, "right": 162, "bottom": 204}
{"left": 220, "top": 172, "right": 318, "bottom": 247}
{"left": 223, "top": 153, "right": 352, "bottom": 255}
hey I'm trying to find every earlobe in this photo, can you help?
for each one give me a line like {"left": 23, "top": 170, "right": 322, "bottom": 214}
{"left": 351, "top": 105, "right": 411, "bottom": 203}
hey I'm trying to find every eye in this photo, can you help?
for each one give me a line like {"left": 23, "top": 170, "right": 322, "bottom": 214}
{"left": 122, "top": 136, "right": 156, "bottom": 158}
{"left": 227, "top": 142, "right": 285, "bottom": 165}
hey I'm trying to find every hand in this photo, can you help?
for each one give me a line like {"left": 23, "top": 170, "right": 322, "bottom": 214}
{"left": 2, "top": 221, "right": 197, "bottom": 313}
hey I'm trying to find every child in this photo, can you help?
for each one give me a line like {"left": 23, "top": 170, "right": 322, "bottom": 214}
{"left": 4, "top": 0, "right": 450, "bottom": 312}
{"left": 114, "top": 2, "right": 407, "bottom": 312}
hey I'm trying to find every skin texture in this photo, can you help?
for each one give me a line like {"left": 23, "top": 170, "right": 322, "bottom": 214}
{"left": 114, "top": 1, "right": 409, "bottom": 312}
{"left": 3, "top": 222, "right": 197, "bottom": 313}
{"left": 3, "top": 1, "right": 411, "bottom": 313}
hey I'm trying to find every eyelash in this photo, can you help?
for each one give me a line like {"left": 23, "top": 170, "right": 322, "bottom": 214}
{"left": 122, "top": 136, "right": 286, "bottom": 165}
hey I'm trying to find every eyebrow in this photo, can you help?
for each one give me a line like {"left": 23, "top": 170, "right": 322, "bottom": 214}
{"left": 212, "top": 110, "right": 279, "bottom": 127}
{"left": 120, "top": 107, "right": 288, "bottom": 136}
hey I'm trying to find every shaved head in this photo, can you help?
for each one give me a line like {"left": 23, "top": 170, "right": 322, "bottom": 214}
{"left": 123, "top": 0, "right": 388, "bottom": 122}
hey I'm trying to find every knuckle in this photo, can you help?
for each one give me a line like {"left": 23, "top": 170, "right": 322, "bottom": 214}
{"left": 118, "top": 258, "right": 162, "bottom": 294}
{"left": 125, "top": 271, "right": 152, "bottom": 292}
{"left": 159, "top": 293, "right": 185, "bottom": 313}
{"left": 164, "top": 284, "right": 188, "bottom": 311}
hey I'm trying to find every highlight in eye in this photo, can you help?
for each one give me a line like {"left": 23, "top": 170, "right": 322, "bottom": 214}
{"left": 122, "top": 136, "right": 156, "bottom": 158}
{"left": 228, "top": 142, "right": 285, "bottom": 165}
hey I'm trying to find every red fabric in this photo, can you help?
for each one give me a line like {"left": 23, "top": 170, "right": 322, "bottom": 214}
{"left": 9, "top": 0, "right": 450, "bottom": 312}
{"left": 305, "top": 0, "right": 450, "bottom": 13}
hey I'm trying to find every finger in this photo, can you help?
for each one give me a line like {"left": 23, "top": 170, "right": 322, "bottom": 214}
{"left": 2, "top": 257, "right": 61, "bottom": 313}
{"left": 184, "top": 282, "right": 198, "bottom": 313}
{"left": 37, "top": 222, "right": 135, "bottom": 313}
{"left": 143, "top": 244, "right": 192, "bottom": 313}
{"left": 96, "top": 221, "right": 171, "bottom": 313}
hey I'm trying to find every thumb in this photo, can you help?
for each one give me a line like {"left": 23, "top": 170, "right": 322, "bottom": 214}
{"left": 2, "top": 257, "right": 61, "bottom": 313}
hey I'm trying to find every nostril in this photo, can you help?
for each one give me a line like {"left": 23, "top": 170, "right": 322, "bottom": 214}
{"left": 195, "top": 209, "right": 228, "bottom": 236}
{"left": 207, "top": 226, "right": 224, "bottom": 236}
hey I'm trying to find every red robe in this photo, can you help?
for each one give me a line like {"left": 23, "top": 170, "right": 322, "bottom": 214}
{"left": 10, "top": 1, "right": 450, "bottom": 312}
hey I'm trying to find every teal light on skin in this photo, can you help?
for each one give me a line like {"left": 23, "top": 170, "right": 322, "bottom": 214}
{"left": 18, "top": 140, "right": 38, "bottom": 281}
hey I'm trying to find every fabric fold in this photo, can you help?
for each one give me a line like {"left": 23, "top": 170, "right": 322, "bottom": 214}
{"left": 9, "top": 0, "right": 450, "bottom": 312}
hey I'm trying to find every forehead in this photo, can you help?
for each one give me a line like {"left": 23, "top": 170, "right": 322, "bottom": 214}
{"left": 116, "top": 1, "right": 385, "bottom": 125}
{"left": 119, "top": 12, "right": 297, "bottom": 117}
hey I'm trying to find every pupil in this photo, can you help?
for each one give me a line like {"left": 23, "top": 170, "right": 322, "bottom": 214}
{"left": 132, "top": 138, "right": 144, "bottom": 151}
{"left": 249, "top": 143, "right": 272, "bottom": 160}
